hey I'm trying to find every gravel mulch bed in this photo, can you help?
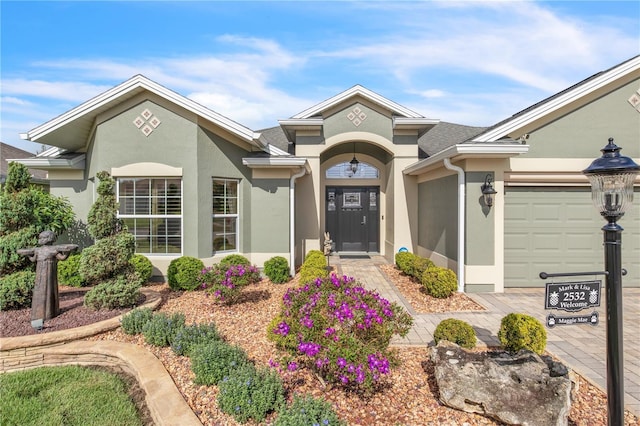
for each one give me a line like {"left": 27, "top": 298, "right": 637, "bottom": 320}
{"left": 4, "top": 269, "right": 639, "bottom": 425}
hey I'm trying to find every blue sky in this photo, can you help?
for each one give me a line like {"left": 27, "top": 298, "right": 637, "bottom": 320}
{"left": 1, "top": 1, "right": 639, "bottom": 153}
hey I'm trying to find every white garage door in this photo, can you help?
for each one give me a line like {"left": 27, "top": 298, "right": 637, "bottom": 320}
{"left": 504, "top": 188, "right": 640, "bottom": 288}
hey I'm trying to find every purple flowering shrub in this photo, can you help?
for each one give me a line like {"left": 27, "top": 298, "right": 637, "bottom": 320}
{"left": 267, "top": 273, "right": 413, "bottom": 391}
{"left": 199, "top": 263, "right": 261, "bottom": 303}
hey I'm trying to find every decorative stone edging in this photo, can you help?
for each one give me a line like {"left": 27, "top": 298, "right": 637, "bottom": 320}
{"left": 0, "top": 288, "right": 202, "bottom": 426}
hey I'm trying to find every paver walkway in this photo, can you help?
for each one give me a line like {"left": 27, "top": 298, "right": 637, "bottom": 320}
{"left": 334, "top": 254, "right": 640, "bottom": 417}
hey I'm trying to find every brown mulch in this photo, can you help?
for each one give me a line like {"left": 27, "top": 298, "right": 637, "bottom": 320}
{"left": 3, "top": 269, "right": 639, "bottom": 425}
{"left": 378, "top": 264, "right": 485, "bottom": 313}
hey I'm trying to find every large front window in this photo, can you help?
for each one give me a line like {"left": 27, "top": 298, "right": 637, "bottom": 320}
{"left": 118, "top": 178, "right": 182, "bottom": 254}
{"left": 212, "top": 178, "right": 239, "bottom": 253}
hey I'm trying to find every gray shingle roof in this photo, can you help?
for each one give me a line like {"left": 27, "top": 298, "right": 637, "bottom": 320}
{"left": 418, "top": 122, "right": 487, "bottom": 157}
{"left": 1, "top": 142, "right": 48, "bottom": 182}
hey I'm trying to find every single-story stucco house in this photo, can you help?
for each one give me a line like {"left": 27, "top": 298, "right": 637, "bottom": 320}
{"left": 13, "top": 55, "right": 639, "bottom": 291}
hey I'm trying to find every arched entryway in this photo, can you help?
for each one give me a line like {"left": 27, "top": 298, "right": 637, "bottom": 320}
{"left": 321, "top": 141, "right": 389, "bottom": 254}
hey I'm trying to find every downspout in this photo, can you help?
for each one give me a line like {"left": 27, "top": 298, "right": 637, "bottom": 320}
{"left": 290, "top": 167, "right": 307, "bottom": 277}
{"left": 443, "top": 158, "right": 465, "bottom": 292}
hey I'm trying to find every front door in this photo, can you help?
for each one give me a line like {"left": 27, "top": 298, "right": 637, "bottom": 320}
{"left": 326, "top": 186, "right": 379, "bottom": 252}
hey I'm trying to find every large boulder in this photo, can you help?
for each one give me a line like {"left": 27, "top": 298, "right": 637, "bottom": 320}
{"left": 431, "top": 341, "right": 571, "bottom": 426}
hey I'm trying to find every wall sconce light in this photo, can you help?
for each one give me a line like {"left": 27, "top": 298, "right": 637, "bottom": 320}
{"left": 481, "top": 174, "right": 497, "bottom": 207}
{"left": 349, "top": 143, "right": 359, "bottom": 174}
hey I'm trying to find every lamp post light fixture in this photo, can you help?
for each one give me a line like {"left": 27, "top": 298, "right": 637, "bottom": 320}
{"left": 583, "top": 137, "right": 639, "bottom": 426}
{"left": 481, "top": 174, "right": 497, "bottom": 207}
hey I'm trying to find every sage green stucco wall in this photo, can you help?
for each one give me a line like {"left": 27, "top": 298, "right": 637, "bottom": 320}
{"left": 465, "top": 172, "right": 494, "bottom": 265}
{"left": 323, "top": 103, "right": 393, "bottom": 142}
{"left": 196, "top": 127, "right": 252, "bottom": 257}
{"left": 417, "top": 175, "right": 458, "bottom": 260}
{"left": 524, "top": 79, "right": 640, "bottom": 158}
{"left": 54, "top": 98, "right": 290, "bottom": 261}
{"left": 49, "top": 179, "right": 93, "bottom": 247}
{"left": 249, "top": 179, "right": 290, "bottom": 253}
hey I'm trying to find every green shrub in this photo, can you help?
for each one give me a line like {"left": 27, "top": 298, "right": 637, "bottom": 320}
{"left": 263, "top": 256, "right": 290, "bottom": 284}
{"left": 141, "top": 311, "right": 186, "bottom": 347}
{"left": 304, "top": 249, "right": 325, "bottom": 262}
{"left": 412, "top": 256, "right": 435, "bottom": 279}
{"left": 0, "top": 270, "right": 35, "bottom": 310}
{"left": 86, "top": 171, "right": 122, "bottom": 239}
{"left": 299, "top": 250, "right": 328, "bottom": 284}
{"left": 498, "top": 313, "right": 547, "bottom": 355}
{"left": 57, "top": 252, "right": 86, "bottom": 287}
{"left": 219, "top": 254, "right": 251, "bottom": 267}
{"left": 268, "top": 274, "right": 413, "bottom": 392}
{"left": 0, "top": 226, "right": 38, "bottom": 276}
{"left": 200, "top": 263, "right": 261, "bottom": 304}
{"left": 171, "top": 323, "right": 222, "bottom": 356}
{"left": 394, "top": 251, "right": 415, "bottom": 275}
{"left": 167, "top": 256, "right": 205, "bottom": 291}
{"left": 190, "top": 340, "right": 250, "bottom": 385}
{"left": 433, "top": 318, "right": 477, "bottom": 349}
{"left": 83, "top": 272, "right": 142, "bottom": 310}
{"left": 217, "top": 364, "right": 285, "bottom": 424}
{"left": 273, "top": 394, "right": 345, "bottom": 426}
{"left": 79, "top": 233, "right": 136, "bottom": 285}
{"left": 120, "top": 307, "right": 154, "bottom": 335}
{"left": 421, "top": 267, "right": 458, "bottom": 298}
{"left": 130, "top": 254, "right": 153, "bottom": 283}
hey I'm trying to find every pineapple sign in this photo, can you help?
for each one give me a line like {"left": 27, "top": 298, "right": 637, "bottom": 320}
{"left": 544, "top": 280, "right": 602, "bottom": 312}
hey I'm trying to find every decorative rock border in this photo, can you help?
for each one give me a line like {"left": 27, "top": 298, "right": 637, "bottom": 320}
{"left": 0, "top": 288, "right": 202, "bottom": 426}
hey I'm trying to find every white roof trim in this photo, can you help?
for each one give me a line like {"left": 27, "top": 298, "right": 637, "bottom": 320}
{"left": 277, "top": 118, "right": 324, "bottom": 127}
{"left": 242, "top": 157, "right": 309, "bottom": 169}
{"left": 403, "top": 144, "right": 529, "bottom": 175}
{"left": 473, "top": 56, "right": 640, "bottom": 142}
{"left": 21, "top": 75, "right": 260, "bottom": 144}
{"left": 9, "top": 154, "right": 86, "bottom": 170}
{"left": 291, "top": 85, "right": 424, "bottom": 119}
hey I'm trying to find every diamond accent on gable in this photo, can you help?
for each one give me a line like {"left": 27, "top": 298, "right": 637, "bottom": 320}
{"left": 346, "top": 106, "right": 367, "bottom": 127}
{"left": 132, "top": 108, "right": 162, "bottom": 136}
{"left": 628, "top": 89, "right": 640, "bottom": 113}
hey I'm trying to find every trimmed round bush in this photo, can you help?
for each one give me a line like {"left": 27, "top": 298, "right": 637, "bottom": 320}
{"left": 190, "top": 340, "right": 250, "bottom": 385}
{"left": 217, "top": 364, "right": 285, "bottom": 424}
{"left": 412, "top": 256, "right": 435, "bottom": 279}
{"left": 57, "top": 252, "right": 86, "bottom": 287}
{"left": 433, "top": 318, "right": 477, "bottom": 349}
{"left": 394, "top": 251, "right": 415, "bottom": 275}
{"left": 200, "top": 263, "right": 261, "bottom": 304}
{"left": 264, "top": 256, "right": 290, "bottom": 284}
{"left": 0, "top": 270, "right": 35, "bottom": 310}
{"left": 299, "top": 250, "right": 328, "bottom": 284}
{"left": 167, "top": 256, "right": 204, "bottom": 291}
{"left": 130, "top": 254, "right": 153, "bottom": 283}
{"left": 498, "top": 313, "right": 547, "bottom": 354}
{"left": 421, "top": 267, "right": 458, "bottom": 298}
{"left": 171, "top": 323, "right": 222, "bottom": 356}
{"left": 83, "top": 272, "right": 142, "bottom": 310}
{"left": 219, "top": 254, "right": 251, "bottom": 267}
{"left": 273, "top": 394, "right": 345, "bottom": 426}
{"left": 120, "top": 307, "right": 154, "bottom": 335}
{"left": 141, "top": 312, "right": 186, "bottom": 347}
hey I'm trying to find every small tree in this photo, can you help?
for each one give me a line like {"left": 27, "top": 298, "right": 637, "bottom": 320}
{"left": 80, "top": 171, "right": 141, "bottom": 308}
{"left": 0, "top": 162, "right": 74, "bottom": 275}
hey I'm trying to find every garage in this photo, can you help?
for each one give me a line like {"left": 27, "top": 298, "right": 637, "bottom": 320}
{"left": 504, "top": 187, "right": 640, "bottom": 288}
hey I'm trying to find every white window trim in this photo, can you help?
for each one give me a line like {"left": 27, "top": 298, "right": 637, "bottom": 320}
{"left": 116, "top": 177, "right": 184, "bottom": 256}
{"left": 212, "top": 177, "right": 240, "bottom": 254}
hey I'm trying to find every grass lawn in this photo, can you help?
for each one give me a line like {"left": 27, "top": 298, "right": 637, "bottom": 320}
{"left": 0, "top": 365, "right": 143, "bottom": 426}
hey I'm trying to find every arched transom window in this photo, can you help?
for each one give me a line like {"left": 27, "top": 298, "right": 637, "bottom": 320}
{"left": 325, "top": 161, "right": 379, "bottom": 179}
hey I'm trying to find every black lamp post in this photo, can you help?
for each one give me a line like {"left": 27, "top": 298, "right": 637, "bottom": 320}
{"left": 583, "top": 138, "right": 639, "bottom": 425}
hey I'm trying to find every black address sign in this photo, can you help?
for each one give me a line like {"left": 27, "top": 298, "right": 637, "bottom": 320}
{"left": 544, "top": 280, "right": 602, "bottom": 313}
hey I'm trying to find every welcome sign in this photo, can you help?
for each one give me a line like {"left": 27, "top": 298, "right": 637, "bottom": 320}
{"left": 544, "top": 280, "right": 602, "bottom": 312}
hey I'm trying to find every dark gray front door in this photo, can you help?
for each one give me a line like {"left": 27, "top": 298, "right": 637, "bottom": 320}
{"left": 326, "top": 187, "right": 379, "bottom": 252}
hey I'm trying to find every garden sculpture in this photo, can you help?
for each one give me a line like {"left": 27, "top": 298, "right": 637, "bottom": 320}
{"left": 323, "top": 231, "right": 332, "bottom": 256}
{"left": 18, "top": 230, "right": 78, "bottom": 323}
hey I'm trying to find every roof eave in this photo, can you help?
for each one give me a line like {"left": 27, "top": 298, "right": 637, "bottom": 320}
{"left": 242, "top": 157, "right": 310, "bottom": 170}
{"left": 9, "top": 154, "right": 86, "bottom": 170}
{"left": 403, "top": 144, "right": 529, "bottom": 176}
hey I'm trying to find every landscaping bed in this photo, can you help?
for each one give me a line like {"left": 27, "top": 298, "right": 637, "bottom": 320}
{"left": 84, "top": 273, "right": 637, "bottom": 426}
